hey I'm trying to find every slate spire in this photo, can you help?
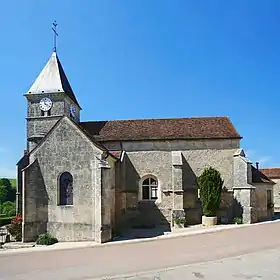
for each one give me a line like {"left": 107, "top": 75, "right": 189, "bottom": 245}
{"left": 26, "top": 51, "right": 80, "bottom": 108}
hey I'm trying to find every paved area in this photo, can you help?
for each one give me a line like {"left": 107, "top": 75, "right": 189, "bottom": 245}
{"left": 0, "top": 221, "right": 280, "bottom": 280}
{"left": 107, "top": 248, "right": 280, "bottom": 280}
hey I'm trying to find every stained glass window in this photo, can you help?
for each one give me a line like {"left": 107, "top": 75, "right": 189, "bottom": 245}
{"left": 59, "top": 172, "right": 73, "bottom": 205}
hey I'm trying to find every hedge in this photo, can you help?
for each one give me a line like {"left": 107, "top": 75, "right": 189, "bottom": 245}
{"left": 0, "top": 216, "right": 15, "bottom": 227}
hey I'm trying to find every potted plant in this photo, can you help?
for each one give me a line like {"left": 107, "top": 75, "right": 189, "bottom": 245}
{"left": 197, "top": 167, "right": 223, "bottom": 226}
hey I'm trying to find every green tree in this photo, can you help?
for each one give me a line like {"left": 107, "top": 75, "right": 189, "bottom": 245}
{"left": 0, "top": 178, "right": 12, "bottom": 188}
{"left": 0, "top": 178, "right": 16, "bottom": 202}
{"left": 197, "top": 167, "right": 224, "bottom": 217}
{"left": 0, "top": 185, "right": 8, "bottom": 214}
{"left": 1, "top": 201, "right": 16, "bottom": 216}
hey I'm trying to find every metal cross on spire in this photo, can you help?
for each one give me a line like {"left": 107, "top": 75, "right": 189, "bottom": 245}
{"left": 52, "top": 21, "right": 58, "bottom": 52}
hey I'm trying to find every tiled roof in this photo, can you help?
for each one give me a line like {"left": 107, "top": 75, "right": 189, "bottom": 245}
{"left": 259, "top": 168, "right": 280, "bottom": 179}
{"left": 80, "top": 116, "right": 241, "bottom": 141}
{"left": 108, "top": 151, "right": 122, "bottom": 159}
{"left": 252, "top": 166, "right": 275, "bottom": 184}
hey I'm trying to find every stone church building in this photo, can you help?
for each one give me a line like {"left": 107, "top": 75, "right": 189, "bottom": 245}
{"left": 17, "top": 51, "right": 274, "bottom": 243}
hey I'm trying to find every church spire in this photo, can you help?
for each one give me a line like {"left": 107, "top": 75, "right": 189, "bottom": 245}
{"left": 25, "top": 22, "right": 80, "bottom": 108}
{"left": 52, "top": 21, "right": 58, "bottom": 52}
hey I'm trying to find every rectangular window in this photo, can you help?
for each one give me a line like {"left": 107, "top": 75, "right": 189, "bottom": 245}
{"left": 151, "top": 186, "right": 158, "bottom": 199}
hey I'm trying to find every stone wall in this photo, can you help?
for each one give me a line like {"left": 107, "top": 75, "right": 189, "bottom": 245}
{"left": 99, "top": 156, "right": 116, "bottom": 243}
{"left": 218, "top": 190, "right": 235, "bottom": 223}
{"left": 103, "top": 138, "right": 240, "bottom": 152}
{"left": 255, "top": 185, "right": 274, "bottom": 221}
{"left": 118, "top": 146, "right": 239, "bottom": 229}
{"left": 271, "top": 178, "right": 280, "bottom": 210}
{"left": 22, "top": 117, "right": 104, "bottom": 242}
{"left": 22, "top": 159, "right": 48, "bottom": 241}
{"left": 17, "top": 154, "right": 29, "bottom": 215}
{"left": 26, "top": 93, "right": 80, "bottom": 151}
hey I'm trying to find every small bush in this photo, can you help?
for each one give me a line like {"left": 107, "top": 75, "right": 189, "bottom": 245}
{"left": 36, "top": 233, "right": 58, "bottom": 246}
{"left": 6, "top": 214, "right": 22, "bottom": 241}
{"left": 234, "top": 217, "right": 243, "bottom": 224}
{"left": 0, "top": 216, "right": 14, "bottom": 227}
{"left": 174, "top": 217, "right": 185, "bottom": 225}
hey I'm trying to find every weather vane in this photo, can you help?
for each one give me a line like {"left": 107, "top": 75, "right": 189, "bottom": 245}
{"left": 52, "top": 21, "right": 58, "bottom": 52}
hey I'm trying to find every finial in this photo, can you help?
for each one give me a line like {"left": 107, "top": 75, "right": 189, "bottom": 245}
{"left": 52, "top": 21, "right": 58, "bottom": 52}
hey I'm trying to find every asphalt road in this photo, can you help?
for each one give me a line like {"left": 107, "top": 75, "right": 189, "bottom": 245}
{"left": 0, "top": 222, "right": 280, "bottom": 280}
{"left": 111, "top": 248, "right": 280, "bottom": 280}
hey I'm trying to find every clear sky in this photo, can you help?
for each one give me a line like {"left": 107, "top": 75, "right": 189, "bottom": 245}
{"left": 0, "top": 0, "right": 280, "bottom": 178}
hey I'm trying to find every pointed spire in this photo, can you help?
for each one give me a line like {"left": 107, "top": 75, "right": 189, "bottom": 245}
{"left": 26, "top": 52, "right": 80, "bottom": 107}
{"left": 52, "top": 21, "right": 58, "bottom": 52}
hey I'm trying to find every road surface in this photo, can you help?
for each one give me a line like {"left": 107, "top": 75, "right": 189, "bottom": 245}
{"left": 0, "top": 222, "right": 280, "bottom": 280}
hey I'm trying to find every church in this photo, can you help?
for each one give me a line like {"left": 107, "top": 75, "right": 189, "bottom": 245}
{"left": 17, "top": 49, "right": 275, "bottom": 243}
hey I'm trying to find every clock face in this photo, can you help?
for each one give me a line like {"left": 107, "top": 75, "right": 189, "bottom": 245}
{"left": 70, "top": 104, "right": 76, "bottom": 117}
{"left": 39, "top": 97, "right": 52, "bottom": 112}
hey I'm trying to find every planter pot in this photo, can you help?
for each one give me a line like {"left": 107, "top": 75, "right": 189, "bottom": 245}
{"left": 202, "top": 215, "right": 217, "bottom": 226}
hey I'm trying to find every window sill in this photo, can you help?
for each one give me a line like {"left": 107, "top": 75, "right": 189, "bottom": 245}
{"left": 57, "top": 205, "right": 73, "bottom": 208}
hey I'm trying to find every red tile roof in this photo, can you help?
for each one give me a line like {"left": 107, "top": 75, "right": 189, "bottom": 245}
{"left": 80, "top": 116, "right": 241, "bottom": 141}
{"left": 259, "top": 168, "right": 280, "bottom": 179}
{"left": 252, "top": 167, "right": 275, "bottom": 184}
{"left": 108, "top": 151, "right": 122, "bottom": 159}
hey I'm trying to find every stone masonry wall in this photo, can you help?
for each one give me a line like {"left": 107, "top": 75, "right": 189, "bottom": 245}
{"left": 272, "top": 178, "right": 280, "bottom": 210}
{"left": 23, "top": 117, "right": 103, "bottom": 242}
{"left": 27, "top": 96, "right": 65, "bottom": 118}
{"left": 103, "top": 138, "right": 240, "bottom": 152}
{"left": 99, "top": 156, "right": 116, "bottom": 243}
{"left": 255, "top": 185, "right": 274, "bottom": 221}
{"left": 22, "top": 159, "right": 48, "bottom": 242}
{"left": 121, "top": 147, "right": 238, "bottom": 228}
{"left": 255, "top": 187, "right": 268, "bottom": 221}
{"left": 26, "top": 93, "right": 80, "bottom": 151}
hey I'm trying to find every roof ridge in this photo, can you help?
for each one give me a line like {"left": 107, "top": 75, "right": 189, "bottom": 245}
{"left": 80, "top": 116, "right": 230, "bottom": 124}
{"left": 260, "top": 168, "right": 280, "bottom": 170}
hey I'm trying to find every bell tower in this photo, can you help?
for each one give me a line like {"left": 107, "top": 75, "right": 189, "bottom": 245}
{"left": 25, "top": 23, "right": 81, "bottom": 151}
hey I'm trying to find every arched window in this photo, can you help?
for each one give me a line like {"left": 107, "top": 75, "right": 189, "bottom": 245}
{"left": 142, "top": 177, "right": 158, "bottom": 200}
{"left": 58, "top": 172, "right": 73, "bottom": 205}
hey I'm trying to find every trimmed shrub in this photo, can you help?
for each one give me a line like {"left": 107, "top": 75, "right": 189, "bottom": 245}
{"left": 0, "top": 216, "right": 14, "bottom": 227}
{"left": 197, "top": 167, "right": 224, "bottom": 217}
{"left": 234, "top": 217, "right": 243, "bottom": 224}
{"left": 36, "top": 233, "right": 58, "bottom": 246}
{"left": 174, "top": 217, "right": 185, "bottom": 225}
{"left": 6, "top": 214, "right": 22, "bottom": 241}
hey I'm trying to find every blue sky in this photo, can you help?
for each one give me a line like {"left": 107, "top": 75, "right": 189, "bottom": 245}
{"left": 0, "top": 0, "right": 280, "bottom": 177}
